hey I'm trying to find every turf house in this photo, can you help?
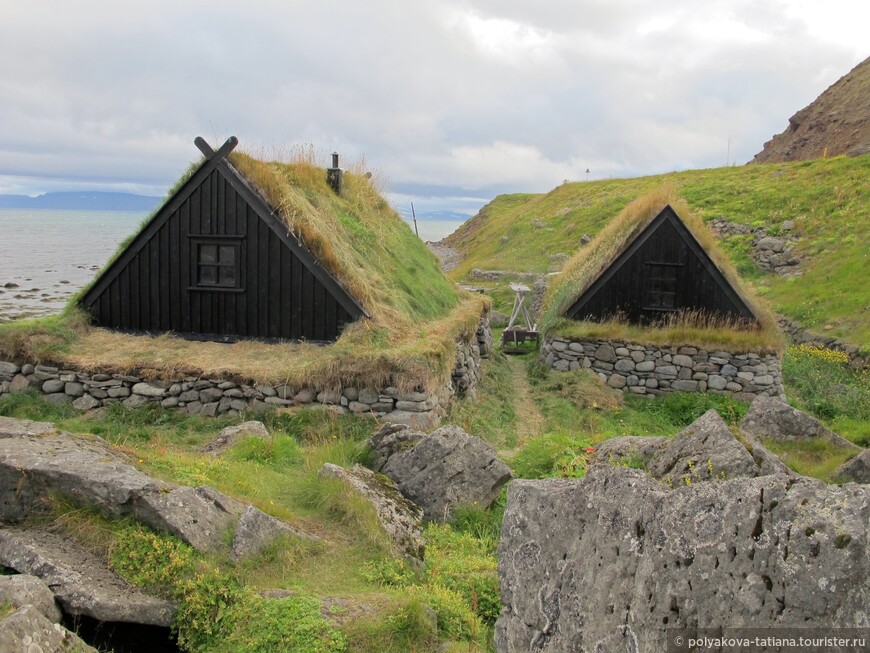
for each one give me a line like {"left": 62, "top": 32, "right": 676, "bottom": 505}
{"left": 539, "top": 191, "right": 784, "bottom": 399}
{"left": 0, "top": 137, "right": 489, "bottom": 423}
{"left": 79, "top": 137, "right": 366, "bottom": 342}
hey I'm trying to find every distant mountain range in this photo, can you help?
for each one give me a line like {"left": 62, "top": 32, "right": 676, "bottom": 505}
{"left": 0, "top": 191, "right": 162, "bottom": 211}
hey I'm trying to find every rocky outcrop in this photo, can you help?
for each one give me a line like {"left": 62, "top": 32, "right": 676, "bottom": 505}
{"left": 369, "top": 424, "right": 512, "bottom": 521}
{"left": 834, "top": 449, "right": 870, "bottom": 484}
{"left": 201, "top": 420, "right": 269, "bottom": 455}
{"left": 0, "top": 528, "right": 175, "bottom": 626}
{"left": 588, "top": 436, "right": 668, "bottom": 467}
{"left": 0, "top": 415, "right": 55, "bottom": 437}
{"left": 751, "top": 56, "right": 870, "bottom": 164}
{"left": 0, "top": 574, "right": 62, "bottom": 623}
{"left": 0, "top": 417, "right": 315, "bottom": 553}
{"left": 495, "top": 468, "right": 870, "bottom": 652}
{"left": 542, "top": 339, "right": 783, "bottom": 400}
{"left": 647, "top": 409, "right": 792, "bottom": 482}
{"left": 318, "top": 463, "right": 424, "bottom": 560}
{"left": 0, "top": 604, "right": 96, "bottom": 653}
{"left": 230, "top": 505, "right": 319, "bottom": 561}
{"left": 741, "top": 396, "right": 860, "bottom": 450}
{"left": 709, "top": 219, "right": 801, "bottom": 276}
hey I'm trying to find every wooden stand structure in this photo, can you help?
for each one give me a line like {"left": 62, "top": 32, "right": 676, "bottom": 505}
{"left": 501, "top": 283, "right": 540, "bottom": 354}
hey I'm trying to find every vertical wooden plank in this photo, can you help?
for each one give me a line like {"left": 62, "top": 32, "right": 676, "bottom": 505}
{"left": 258, "top": 219, "right": 269, "bottom": 336}
{"left": 312, "top": 280, "right": 325, "bottom": 340}
{"left": 140, "top": 240, "right": 151, "bottom": 330}
{"left": 268, "top": 231, "right": 281, "bottom": 338}
{"left": 110, "top": 279, "right": 121, "bottom": 328}
{"left": 279, "top": 245, "right": 292, "bottom": 338}
{"left": 224, "top": 175, "right": 235, "bottom": 234}
{"left": 129, "top": 256, "right": 140, "bottom": 330}
{"left": 302, "top": 266, "right": 314, "bottom": 338}
{"left": 159, "top": 224, "right": 170, "bottom": 331}
{"left": 180, "top": 201, "right": 191, "bottom": 333}
{"left": 211, "top": 169, "right": 219, "bottom": 235}
{"left": 170, "top": 208, "right": 181, "bottom": 330}
{"left": 99, "top": 294, "right": 110, "bottom": 326}
{"left": 217, "top": 171, "right": 226, "bottom": 236}
{"left": 200, "top": 173, "right": 211, "bottom": 235}
{"left": 245, "top": 208, "right": 258, "bottom": 337}
{"left": 149, "top": 238, "right": 160, "bottom": 331}
{"left": 325, "top": 293, "right": 337, "bottom": 340}
{"left": 118, "top": 266, "right": 129, "bottom": 328}
{"left": 290, "top": 252, "right": 302, "bottom": 340}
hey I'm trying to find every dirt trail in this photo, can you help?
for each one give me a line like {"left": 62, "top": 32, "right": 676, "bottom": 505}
{"left": 503, "top": 356, "right": 546, "bottom": 455}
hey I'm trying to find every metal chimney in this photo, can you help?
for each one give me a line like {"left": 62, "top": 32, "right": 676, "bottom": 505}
{"left": 327, "top": 152, "right": 343, "bottom": 195}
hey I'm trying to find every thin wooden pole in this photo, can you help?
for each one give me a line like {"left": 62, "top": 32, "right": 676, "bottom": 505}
{"left": 410, "top": 202, "right": 419, "bottom": 238}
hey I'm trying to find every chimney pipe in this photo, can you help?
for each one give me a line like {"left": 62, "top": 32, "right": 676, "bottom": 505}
{"left": 327, "top": 152, "right": 343, "bottom": 195}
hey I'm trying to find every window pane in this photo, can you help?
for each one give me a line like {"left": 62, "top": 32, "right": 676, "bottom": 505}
{"left": 200, "top": 245, "right": 217, "bottom": 264}
{"left": 200, "top": 265, "right": 217, "bottom": 285}
{"left": 219, "top": 265, "right": 235, "bottom": 286}
{"left": 219, "top": 246, "right": 235, "bottom": 264}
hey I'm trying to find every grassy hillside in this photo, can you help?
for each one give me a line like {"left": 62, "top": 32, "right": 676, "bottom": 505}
{"left": 445, "top": 155, "right": 870, "bottom": 345}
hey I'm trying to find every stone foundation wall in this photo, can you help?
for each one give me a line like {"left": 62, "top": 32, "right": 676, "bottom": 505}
{"left": 778, "top": 316, "right": 868, "bottom": 370}
{"left": 541, "top": 337, "right": 783, "bottom": 401}
{"left": 0, "top": 318, "right": 492, "bottom": 429}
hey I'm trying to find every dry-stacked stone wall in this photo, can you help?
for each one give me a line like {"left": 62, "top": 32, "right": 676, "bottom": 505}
{"left": 0, "top": 319, "right": 492, "bottom": 427}
{"left": 541, "top": 336, "right": 783, "bottom": 401}
{"left": 778, "top": 316, "right": 868, "bottom": 370}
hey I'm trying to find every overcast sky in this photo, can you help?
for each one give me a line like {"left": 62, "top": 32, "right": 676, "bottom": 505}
{"left": 0, "top": 1, "right": 866, "bottom": 216}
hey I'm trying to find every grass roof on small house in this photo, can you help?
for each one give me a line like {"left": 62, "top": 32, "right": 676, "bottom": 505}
{"left": 540, "top": 187, "right": 783, "bottom": 353}
{"left": 0, "top": 148, "right": 487, "bottom": 391}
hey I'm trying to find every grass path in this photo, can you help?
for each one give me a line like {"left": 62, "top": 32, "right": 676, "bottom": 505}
{"left": 505, "top": 356, "right": 546, "bottom": 453}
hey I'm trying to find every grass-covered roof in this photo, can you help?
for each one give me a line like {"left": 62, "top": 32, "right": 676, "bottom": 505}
{"left": 0, "top": 147, "right": 487, "bottom": 391}
{"left": 541, "top": 187, "right": 782, "bottom": 352}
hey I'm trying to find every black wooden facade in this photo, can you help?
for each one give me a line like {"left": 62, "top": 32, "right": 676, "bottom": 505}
{"left": 565, "top": 205, "right": 757, "bottom": 325}
{"left": 79, "top": 137, "right": 367, "bottom": 342}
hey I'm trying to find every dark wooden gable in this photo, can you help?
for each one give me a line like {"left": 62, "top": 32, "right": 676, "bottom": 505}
{"left": 565, "top": 204, "right": 757, "bottom": 325}
{"left": 79, "top": 137, "right": 367, "bottom": 342}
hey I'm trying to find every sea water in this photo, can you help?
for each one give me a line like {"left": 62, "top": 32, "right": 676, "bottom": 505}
{"left": 0, "top": 209, "right": 466, "bottom": 323}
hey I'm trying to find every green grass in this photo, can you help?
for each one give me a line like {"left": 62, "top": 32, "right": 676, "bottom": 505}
{"left": 760, "top": 438, "right": 859, "bottom": 483}
{"left": 782, "top": 344, "right": 870, "bottom": 445}
{"left": 446, "top": 353, "right": 519, "bottom": 451}
{"left": 0, "top": 394, "right": 499, "bottom": 652}
{"left": 446, "top": 155, "right": 870, "bottom": 346}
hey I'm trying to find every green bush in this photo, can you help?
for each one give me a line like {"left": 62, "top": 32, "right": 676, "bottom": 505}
{"left": 225, "top": 434, "right": 302, "bottom": 468}
{"left": 219, "top": 595, "right": 346, "bottom": 653}
{"left": 511, "top": 433, "right": 593, "bottom": 479}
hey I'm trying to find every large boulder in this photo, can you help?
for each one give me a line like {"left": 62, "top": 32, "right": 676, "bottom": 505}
{"left": 647, "top": 409, "right": 792, "bottom": 483}
{"left": 369, "top": 424, "right": 512, "bottom": 521}
{"left": 0, "top": 528, "right": 175, "bottom": 627}
{"left": 587, "top": 436, "right": 668, "bottom": 468}
{"left": 741, "top": 396, "right": 859, "bottom": 450}
{"left": 318, "top": 463, "right": 424, "bottom": 560}
{"left": 0, "top": 417, "right": 314, "bottom": 553}
{"left": 0, "top": 574, "right": 62, "bottom": 623}
{"left": 495, "top": 468, "right": 870, "bottom": 652}
{"left": 200, "top": 420, "right": 269, "bottom": 455}
{"left": 834, "top": 449, "right": 870, "bottom": 484}
{"left": 0, "top": 415, "right": 55, "bottom": 437}
{"left": 0, "top": 605, "right": 96, "bottom": 653}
